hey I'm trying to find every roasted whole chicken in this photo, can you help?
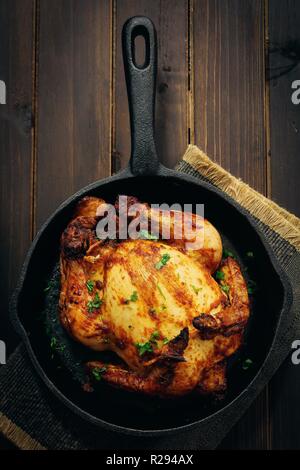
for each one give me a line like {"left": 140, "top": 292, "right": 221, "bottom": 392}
{"left": 59, "top": 195, "right": 250, "bottom": 397}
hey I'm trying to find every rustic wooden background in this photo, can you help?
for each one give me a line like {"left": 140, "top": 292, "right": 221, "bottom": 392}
{"left": 0, "top": 0, "right": 300, "bottom": 449}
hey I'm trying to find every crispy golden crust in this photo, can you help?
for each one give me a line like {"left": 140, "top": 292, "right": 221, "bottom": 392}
{"left": 197, "top": 362, "right": 227, "bottom": 396}
{"left": 192, "top": 257, "right": 250, "bottom": 338}
{"left": 59, "top": 196, "right": 250, "bottom": 397}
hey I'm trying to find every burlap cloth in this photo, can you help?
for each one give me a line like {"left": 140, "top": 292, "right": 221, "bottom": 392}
{"left": 1, "top": 145, "right": 299, "bottom": 450}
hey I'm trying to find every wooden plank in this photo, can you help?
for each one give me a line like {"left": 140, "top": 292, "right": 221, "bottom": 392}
{"left": 114, "top": 0, "right": 189, "bottom": 171}
{"left": 268, "top": 0, "right": 300, "bottom": 449}
{"left": 268, "top": 0, "right": 300, "bottom": 216}
{"left": 35, "top": 0, "right": 111, "bottom": 230}
{"left": 193, "top": 0, "right": 266, "bottom": 192}
{"left": 0, "top": 0, "right": 35, "bottom": 355}
{"left": 193, "top": 0, "right": 268, "bottom": 448}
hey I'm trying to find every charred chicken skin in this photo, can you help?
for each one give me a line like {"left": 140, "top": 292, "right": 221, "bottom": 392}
{"left": 59, "top": 196, "right": 250, "bottom": 397}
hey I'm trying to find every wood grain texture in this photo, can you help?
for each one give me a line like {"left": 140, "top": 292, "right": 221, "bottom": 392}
{"left": 114, "top": 0, "right": 189, "bottom": 171}
{"left": 0, "top": 0, "right": 35, "bottom": 354}
{"left": 0, "top": 0, "right": 35, "bottom": 449}
{"left": 268, "top": 0, "right": 300, "bottom": 216}
{"left": 268, "top": 0, "right": 300, "bottom": 450}
{"left": 192, "top": 0, "right": 269, "bottom": 449}
{"left": 35, "top": 0, "right": 112, "bottom": 230}
{"left": 193, "top": 0, "right": 266, "bottom": 192}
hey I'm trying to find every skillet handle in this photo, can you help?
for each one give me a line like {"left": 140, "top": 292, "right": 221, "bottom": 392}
{"left": 122, "top": 16, "right": 160, "bottom": 176}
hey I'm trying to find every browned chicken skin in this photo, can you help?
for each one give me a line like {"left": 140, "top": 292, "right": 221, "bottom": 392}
{"left": 59, "top": 196, "right": 250, "bottom": 397}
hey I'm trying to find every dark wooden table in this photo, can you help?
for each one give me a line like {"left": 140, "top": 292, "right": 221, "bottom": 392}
{"left": 0, "top": 0, "right": 299, "bottom": 449}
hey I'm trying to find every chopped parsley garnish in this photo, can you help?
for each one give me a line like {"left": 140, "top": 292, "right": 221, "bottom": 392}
{"left": 125, "top": 291, "right": 138, "bottom": 303}
{"left": 247, "top": 279, "right": 257, "bottom": 295}
{"left": 221, "top": 285, "right": 230, "bottom": 294}
{"left": 44, "top": 279, "right": 56, "bottom": 292}
{"left": 223, "top": 249, "right": 235, "bottom": 259}
{"left": 136, "top": 331, "right": 161, "bottom": 356}
{"left": 139, "top": 230, "right": 159, "bottom": 240}
{"left": 92, "top": 367, "right": 107, "bottom": 381}
{"left": 162, "top": 338, "right": 169, "bottom": 345}
{"left": 86, "top": 280, "right": 95, "bottom": 293}
{"left": 50, "top": 337, "right": 65, "bottom": 353}
{"left": 246, "top": 251, "right": 254, "bottom": 258}
{"left": 155, "top": 253, "right": 171, "bottom": 270}
{"left": 135, "top": 341, "right": 153, "bottom": 356}
{"left": 215, "top": 270, "right": 225, "bottom": 281}
{"left": 191, "top": 285, "right": 201, "bottom": 294}
{"left": 150, "top": 331, "right": 160, "bottom": 342}
{"left": 87, "top": 292, "right": 102, "bottom": 313}
{"left": 242, "top": 358, "right": 253, "bottom": 370}
{"left": 130, "top": 291, "right": 138, "bottom": 302}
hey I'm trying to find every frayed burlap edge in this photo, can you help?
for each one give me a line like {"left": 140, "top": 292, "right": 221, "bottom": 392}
{"left": 182, "top": 145, "right": 300, "bottom": 250}
{"left": 0, "top": 412, "right": 45, "bottom": 450}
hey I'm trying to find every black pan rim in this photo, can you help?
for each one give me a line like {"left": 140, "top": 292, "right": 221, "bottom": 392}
{"left": 10, "top": 165, "right": 293, "bottom": 437}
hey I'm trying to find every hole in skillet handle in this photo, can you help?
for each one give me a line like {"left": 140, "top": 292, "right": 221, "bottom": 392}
{"left": 131, "top": 25, "right": 150, "bottom": 70}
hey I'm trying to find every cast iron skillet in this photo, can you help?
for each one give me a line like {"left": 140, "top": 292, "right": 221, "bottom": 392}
{"left": 11, "top": 16, "right": 292, "bottom": 436}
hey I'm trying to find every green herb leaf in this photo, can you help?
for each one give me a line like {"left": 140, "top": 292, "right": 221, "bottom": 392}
{"left": 215, "top": 270, "right": 225, "bottom": 281}
{"left": 139, "top": 230, "right": 159, "bottom": 240}
{"left": 155, "top": 253, "right": 171, "bottom": 270}
{"left": 92, "top": 366, "right": 107, "bottom": 381}
{"left": 223, "top": 249, "right": 235, "bottom": 259}
{"left": 136, "top": 331, "right": 161, "bottom": 356}
{"left": 247, "top": 279, "right": 257, "bottom": 295}
{"left": 44, "top": 279, "right": 56, "bottom": 292}
{"left": 246, "top": 251, "right": 254, "bottom": 258}
{"left": 86, "top": 279, "right": 95, "bottom": 293}
{"left": 87, "top": 292, "right": 103, "bottom": 313}
{"left": 162, "top": 338, "right": 169, "bottom": 345}
{"left": 125, "top": 291, "right": 138, "bottom": 304}
{"left": 50, "top": 337, "right": 65, "bottom": 353}
{"left": 242, "top": 358, "right": 253, "bottom": 370}
{"left": 150, "top": 331, "right": 160, "bottom": 342}
{"left": 135, "top": 341, "right": 153, "bottom": 356}
{"left": 221, "top": 285, "right": 230, "bottom": 294}
{"left": 130, "top": 291, "right": 138, "bottom": 302}
{"left": 191, "top": 284, "right": 201, "bottom": 294}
